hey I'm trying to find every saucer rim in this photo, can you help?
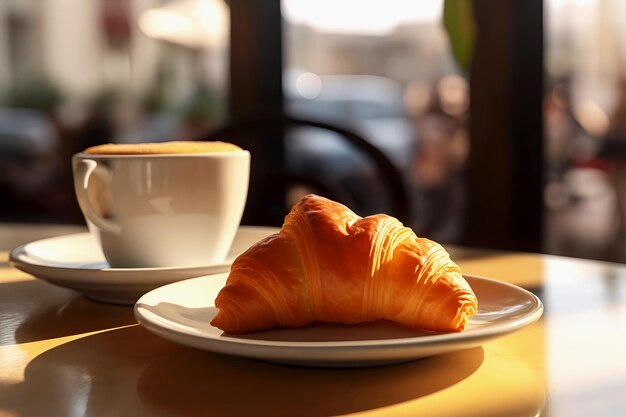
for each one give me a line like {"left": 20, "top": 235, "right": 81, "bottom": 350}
{"left": 10, "top": 233, "right": 228, "bottom": 273}
{"left": 8, "top": 226, "right": 278, "bottom": 304}
{"left": 9, "top": 225, "right": 278, "bottom": 273}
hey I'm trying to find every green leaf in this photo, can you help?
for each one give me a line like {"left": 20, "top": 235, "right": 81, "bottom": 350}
{"left": 443, "top": 0, "right": 476, "bottom": 73}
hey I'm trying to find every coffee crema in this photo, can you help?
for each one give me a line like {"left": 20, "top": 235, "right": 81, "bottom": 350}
{"left": 83, "top": 141, "right": 242, "bottom": 155}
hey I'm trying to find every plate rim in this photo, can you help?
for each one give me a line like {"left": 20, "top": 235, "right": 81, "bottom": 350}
{"left": 134, "top": 274, "right": 544, "bottom": 351}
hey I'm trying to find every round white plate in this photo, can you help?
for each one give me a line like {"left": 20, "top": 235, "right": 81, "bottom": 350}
{"left": 134, "top": 274, "right": 543, "bottom": 367}
{"left": 10, "top": 226, "right": 278, "bottom": 305}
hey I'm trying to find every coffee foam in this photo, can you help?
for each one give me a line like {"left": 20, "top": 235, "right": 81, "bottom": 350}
{"left": 83, "top": 141, "right": 242, "bottom": 155}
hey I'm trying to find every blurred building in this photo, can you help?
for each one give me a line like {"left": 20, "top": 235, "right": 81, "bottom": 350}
{"left": 288, "top": 22, "right": 456, "bottom": 84}
{"left": 0, "top": 0, "right": 227, "bottom": 114}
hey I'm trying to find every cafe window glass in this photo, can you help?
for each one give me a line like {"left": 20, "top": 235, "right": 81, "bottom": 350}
{"left": 283, "top": 0, "right": 470, "bottom": 243}
{"left": 545, "top": 0, "right": 626, "bottom": 262}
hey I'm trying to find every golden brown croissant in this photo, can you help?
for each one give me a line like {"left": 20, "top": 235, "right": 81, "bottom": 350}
{"left": 211, "top": 195, "right": 478, "bottom": 334}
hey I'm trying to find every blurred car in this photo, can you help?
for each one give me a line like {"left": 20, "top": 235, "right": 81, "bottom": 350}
{"left": 0, "top": 108, "right": 58, "bottom": 160}
{"left": 0, "top": 107, "right": 62, "bottom": 221}
{"left": 284, "top": 72, "right": 417, "bottom": 215}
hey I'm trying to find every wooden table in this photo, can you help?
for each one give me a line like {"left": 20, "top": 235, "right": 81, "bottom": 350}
{"left": 1, "top": 224, "right": 625, "bottom": 417}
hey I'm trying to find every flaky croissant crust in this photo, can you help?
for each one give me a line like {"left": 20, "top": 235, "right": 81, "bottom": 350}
{"left": 211, "top": 195, "right": 478, "bottom": 334}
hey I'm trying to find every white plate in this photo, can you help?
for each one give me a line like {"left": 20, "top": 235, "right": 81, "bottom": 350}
{"left": 10, "top": 226, "right": 278, "bottom": 305}
{"left": 134, "top": 274, "right": 543, "bottom": 367}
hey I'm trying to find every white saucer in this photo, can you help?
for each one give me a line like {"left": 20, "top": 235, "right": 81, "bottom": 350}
{"left": 135, "top": 274, "right": 543, "bottom": 367}
{"left": 10, "top": 226, "right": 278, "bottom": 305}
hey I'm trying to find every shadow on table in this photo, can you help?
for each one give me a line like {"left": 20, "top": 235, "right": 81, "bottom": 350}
{"left": 137, "top": 345, "right": 484, "bottom": 417}
{"left": 0, "top": 325, "right": 484, "bottom": 417}
{"left": 0, "top": 279, "right": 135, "bottom": 345}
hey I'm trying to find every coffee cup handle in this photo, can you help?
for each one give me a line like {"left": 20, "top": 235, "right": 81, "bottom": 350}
{"left": 73, "top": 159, "right": 121, "bottom": 234}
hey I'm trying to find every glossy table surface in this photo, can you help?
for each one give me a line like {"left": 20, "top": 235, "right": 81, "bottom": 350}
{"left": 1, "top": 223, "right": 626, "bottom": 417}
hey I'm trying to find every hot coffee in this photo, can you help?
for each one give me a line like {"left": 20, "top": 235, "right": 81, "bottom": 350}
{"left": 73, "top": 141, "right": 250, "bottom": 268}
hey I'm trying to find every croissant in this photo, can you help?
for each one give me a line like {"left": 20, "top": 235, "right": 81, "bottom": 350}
{"left": 211, "top": 195, "right": 478, "bottom": 334}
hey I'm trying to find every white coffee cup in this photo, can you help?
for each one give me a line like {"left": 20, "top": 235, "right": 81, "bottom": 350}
{"left": 72, "top": 145, "right": 250, "bottom": 268}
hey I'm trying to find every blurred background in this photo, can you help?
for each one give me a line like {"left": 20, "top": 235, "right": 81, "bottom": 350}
{"left": 0, "top": 0, "right": 625, "bottom": 263}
